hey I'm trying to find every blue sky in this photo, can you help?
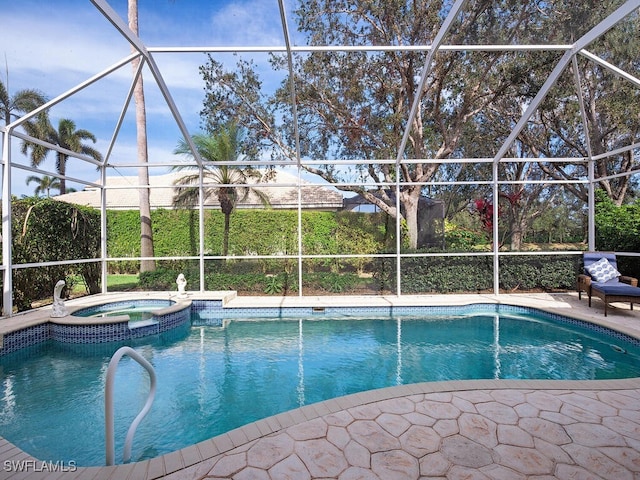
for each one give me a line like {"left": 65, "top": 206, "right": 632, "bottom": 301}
{"left": 1, "top": 0, "right": 299, "bottom": 196}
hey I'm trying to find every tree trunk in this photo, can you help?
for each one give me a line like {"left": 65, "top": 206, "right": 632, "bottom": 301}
{"left": 129, "top": 0, "right": 155, "bottom": 273}
{"left": 223, "top": 212, "right": 231, "bottom": 257}
{"left": 402, "top": 192, "right": 420, "bottom": 250}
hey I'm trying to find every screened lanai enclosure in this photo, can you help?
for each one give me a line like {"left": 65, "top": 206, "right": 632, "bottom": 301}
{"left": 2, "top": 0, "right": 640, "bottom": 315}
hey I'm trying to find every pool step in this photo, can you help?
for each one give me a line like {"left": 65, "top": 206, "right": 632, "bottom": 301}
{"left": 128, "top": 319, "right": 159, "bottom": 330}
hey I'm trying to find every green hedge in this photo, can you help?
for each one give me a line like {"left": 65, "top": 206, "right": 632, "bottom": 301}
{"left": 139, "top": 266, "right": 370, "bottom": 295}
{"left": 108, "top": 209, "right": 389, "bottom": 274}
{"left": 374, "top": 254, "right": 580, "bottom": 294}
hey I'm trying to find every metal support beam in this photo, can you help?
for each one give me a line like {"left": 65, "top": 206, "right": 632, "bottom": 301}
{"left": 90, "top": 0, "right": 202, "bottom": 167}
{"left": 2, "top": 128, "right": 13, "bottom": 315}
{"left": 396, "top": 0, "right": 469, "bottom": 165}
{"left": 491, "top": 0, "right": 640, "bottom": 166}
{"left": 571, "top": 56, "right": 597, "bottom": 250}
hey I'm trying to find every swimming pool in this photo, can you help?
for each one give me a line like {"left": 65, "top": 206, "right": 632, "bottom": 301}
{"left": 1, "top": 308, "right": 639, "bottom": 466}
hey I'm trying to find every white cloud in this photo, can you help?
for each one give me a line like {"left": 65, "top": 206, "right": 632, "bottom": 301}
{"left": 209, "top": 0, "right": 286, "bottom": 46}
{"left": 3, "top": 0, "right": 300, "bottom": 197}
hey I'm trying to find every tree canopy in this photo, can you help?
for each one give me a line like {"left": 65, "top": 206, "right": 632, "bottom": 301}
{"left": 199, "top": 0, "right": 639, "bottom": 249}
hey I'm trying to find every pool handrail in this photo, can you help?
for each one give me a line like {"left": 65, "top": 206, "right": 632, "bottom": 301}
{"left": 104, "top": 346, "right": 157, "bottom": 466}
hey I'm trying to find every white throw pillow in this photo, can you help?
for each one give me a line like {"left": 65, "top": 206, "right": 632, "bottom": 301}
{"left": 585, "top": 257, "right": 620, "bottom": 283}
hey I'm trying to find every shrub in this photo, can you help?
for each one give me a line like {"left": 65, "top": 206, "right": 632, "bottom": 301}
{"left": 10, "top": 198, "right": 101, "bottom": 311}
{"left": 374, "top": 253, "right": 578, "bottom": 294}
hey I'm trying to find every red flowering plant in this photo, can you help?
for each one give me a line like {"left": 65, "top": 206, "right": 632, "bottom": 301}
{"left": 472, "top": 188, "right": 524, "bottom": 248}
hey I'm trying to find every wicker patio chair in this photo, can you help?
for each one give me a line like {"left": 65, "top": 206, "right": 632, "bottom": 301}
{"left": 577, "top": 251, "right": 640, "bottom": 316}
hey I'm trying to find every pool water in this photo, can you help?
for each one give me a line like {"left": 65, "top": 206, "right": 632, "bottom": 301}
{"left": 1, "top": 312, "right": 639, "bottom": 466}
{"left": 73, "top": 300, "right": 174, "bottom": 322}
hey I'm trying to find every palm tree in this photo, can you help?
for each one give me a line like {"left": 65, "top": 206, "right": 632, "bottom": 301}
{"left": 173, "top": 124, "right": 270, "bottom": 256}
{"left": 1, "top": 77, "right": 49, "bottom": 161}
{"left": 129, "top": 0, "right": 155, "bottom": 273}
{"left": 25, "top": 175, "right": 60, "bottom": 198}
{"left": 0, "top": 77, "right": 47, "bottom": 126}
{"left": 21, "top": 118, "right": 103, "bottom": 194}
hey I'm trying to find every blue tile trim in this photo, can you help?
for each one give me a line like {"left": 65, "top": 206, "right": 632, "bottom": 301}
{"left": 1, "top": 323, "right": 50, "bottom": 355}
{"left": 2, "top": 301, "right": 639, "bottom": 356}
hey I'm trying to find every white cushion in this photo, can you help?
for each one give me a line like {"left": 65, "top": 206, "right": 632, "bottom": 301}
{"left": 585, "top": 257, "right": 620, "bottom": 283}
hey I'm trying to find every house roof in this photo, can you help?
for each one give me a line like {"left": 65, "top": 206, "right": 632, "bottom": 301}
{"left": 53, "top": 171, "right": 344, "bottom": 210}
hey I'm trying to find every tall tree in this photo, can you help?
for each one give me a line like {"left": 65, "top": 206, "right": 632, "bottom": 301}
{"left": 199, "top": 0, "right": 571, "bottom": 249}
{"left": 0, "top": 77, "right": 47, "bottom": 126}
{"left": 172, "top": 123, "right": 270, "bottom": 256}
{"left": 490, "top": 1, "right": 640, "bottom": 207}
{"left": 26, "top": 174, "right": 60, "bottom": 198}
{"left": 129, "top": 0, "right": 155, "bottom": 272}
{"left": 21, "top": 118, "right": 102, "bottom": 194}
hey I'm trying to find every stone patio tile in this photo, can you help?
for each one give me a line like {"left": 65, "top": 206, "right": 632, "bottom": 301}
{"left": 493, "top": 445, "right": 554, "bottom": 475}
{"left": 432, "top": 419, "right": 459, "bottom": 437}
{"left": 458, "top": 413, "right": 498, "bottom": 448}
{"left": 424, "top": 391, "right": 453, "bottom": 402}
{"left": 518, "top": 417, "right": 571, "bottom": 445}
{"left": 562, "top": 444, "right": 634, "bottom": 480}
{"left": 618, "top": 408, "right": 640, "bottom": 424}
{"left": 538, "top": 410, "right": 577, "bottom": 425}
{"left": 371, "top": 450, "right": 419, "bottom": 480}
{"left": 326, "top": 425, "right": 351, "bottom": 449}
{"left": 233, "top": 466, "right": 270, "bottom": 480}
{"left": 440, "top": 436, "right": 493, "bottom": 468}
{"left": 399, "top": 425, "right": 441, "bottom": 457}
{"left": 347, "top": 420, "right": 401, "bottom": 452}
{"left": 559, "top": 393, "right": 618, "bottom": 417}
{"left": 377, "top": 413, "right": 411, "bottom": 437}
{"left": 488, "top": 390, "right": 527, "bottom": 407}
{"left": 479, "top": 464, "right": 527, "bottom": 480}
{"left": 446, "top": 465, "right": 492, "bottom": 479}
{"left": 452, "top": 390, "right": 493, "bottom": 404}
{"left": 450, "top": 394, "right": 477, "bottom": 414}
{"left": 375, "top": 397, "right": 416, "bottom": 414}
{"left": 348, "top": 404, "right": 382, "bottom": 420}
{"left": 325, "top": 410, "right": 355, "bottom": 427}
{"left": 295, "top": 438, "right": 349, "bottom": 477}
{"left": 286, "top": 417, "right": 328, "bottom": 441}
{"left": 207, "top": 451, "right": 247, "bottom": 477}
{"left": 513, "top": 402, "right": 539, "bottom": 418}
{"left": 160, "top": 458, "right": 217, "bottom": 480}
{"left": 419, "top": 451, "right": 450, "bottom": 477}
{"left": 597, "top": 390, "right": 639, "bottom": 410}
{"left": 247, "top": 434, "right": 294, "bottom": 469}
{"left": 416, "top": 400, "right": 461, "bottom": 420}
{"left": 344, "top": 440, "right": 371, "bottom": 469}
{"left": 559, "top": 403, "right": 603, "bottom": 423}
{"left": 338, "top": 466, "right": 381, "bottom": 480}
{"left": 598, "top": 446, "right": 640, "bottom": 472}
{"left": 475, "top": 401, "right": 519, "bottom": 425}
{"left": 268, "top": 454, "right": 310, "bottom": 480}
{"left": 524, "top": 391, "right": 563, "bottom": 412}
{"left": 402, "top": 411, "right": 437, "bottom": 427}
{"left": 496, "top": 425, "right": 534, "bottom": 447}
{"left": 532, "top": 438, "right": 574, "bottom": 465}
{"left": 564, "top": 423, "right": 627, "bottom": 447}
{"left": 602, "top": 416, "right": 640, "bottom": 441}
{"left": 555, "top": 463, "right": 605, "bottom": 479}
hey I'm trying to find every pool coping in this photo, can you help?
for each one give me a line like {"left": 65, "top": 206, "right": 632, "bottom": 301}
{"left": 1, "top": 291, "right": 640, "bottom": 479}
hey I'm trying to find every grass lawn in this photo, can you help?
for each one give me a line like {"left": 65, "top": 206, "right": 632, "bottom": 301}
{"left": 69, "top": 274, "right": 140, "bottom": 295}
{"left": 106, "top": 274, "right": 139, "bottom": 291}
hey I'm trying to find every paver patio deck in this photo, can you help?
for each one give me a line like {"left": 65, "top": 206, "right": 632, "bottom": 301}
{"left": 1, "top": 292, "right": 639, "bottom": 479}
